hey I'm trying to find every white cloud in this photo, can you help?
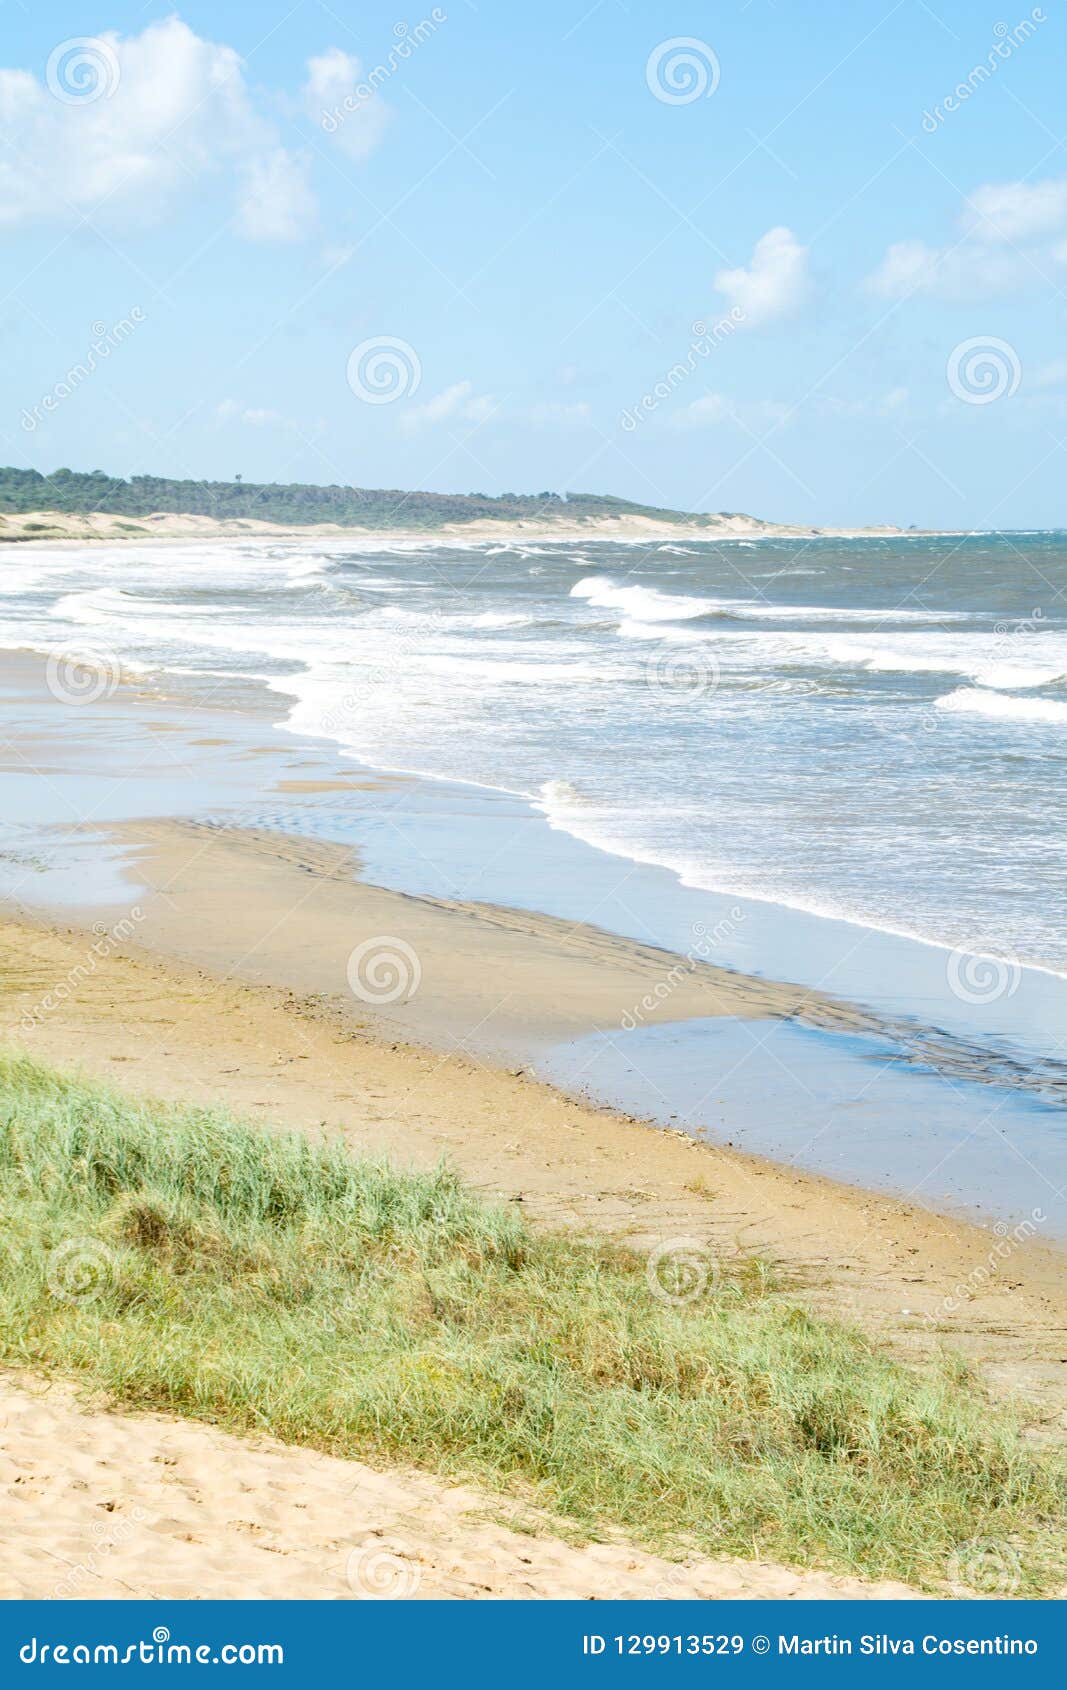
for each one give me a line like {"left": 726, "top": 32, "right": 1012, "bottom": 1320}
{"left": 881, "top": 384, "right": 909, "bottom": 413}
{"left": 527, "top": 401, "right": 591, "bottom": 426}
{"left": 963, "top": 179, "right": 1067, "bottom": 243}
{"left": 0, "top": 16, "right": 330, "bottom": 240}
{"left": 818, "top": 387, "right": 909, "bottom": 418}
{"left": 671, "top": 394, "right": 730, "bottom": 428}
{"left": 319, "top": 242, "right": 356, "bottom": 270}
{"left": 401, "top": 380, "right": 496, "bottom": 431}
{"left": 867, "top": 240, "right": 942, "bottom": 299}
{"left": 713, "top": 226, "right": 811, "bottom": 326}
{"left": 672, "top": 388, "right": 909, "bottom": 431}
{"left": 215, "top": 398, "right": 309, "bottom": 430}
{"left": 303, "top": 48, "right": 389, "bottom": 162}
{"left": 402, "top": 389, "right": 590, "bottom": 432}
{"left": 670, "top": 393, "right": 797, "bottom": 431}
{"left": 217, "top": 400, "right": 282, "bottom": 426}
{"left": 236, "top": 148, "right": 315, "bottom": 242}
{"left": 869, "top": 176, "right": 1067, "bottom": 299}
{"left": 868, "top": 238, "right": 1030, "bottom": 299}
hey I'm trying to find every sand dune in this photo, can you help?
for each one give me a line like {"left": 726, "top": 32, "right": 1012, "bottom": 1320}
{"left": 0, "top": 1374, "right": 920, "bottom": 1602}
{"left": 0, "top": 508, "right": 908, "bottom": 546}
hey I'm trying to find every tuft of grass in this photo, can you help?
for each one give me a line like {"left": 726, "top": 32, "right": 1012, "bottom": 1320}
{"left": 684, "top": 1174, "right": 716, "bottom": 1199}
{"left": 0, "top": 1050, "right": 1063, "bottom": 1593}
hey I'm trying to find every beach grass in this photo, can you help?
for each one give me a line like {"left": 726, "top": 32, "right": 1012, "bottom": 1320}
{"left": 1, "top": 1050, "right": 1063, "bottom": 1593}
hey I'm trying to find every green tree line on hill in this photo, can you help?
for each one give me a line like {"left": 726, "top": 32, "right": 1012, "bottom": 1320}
{"left": 0, "top": 467, "right": 712, "bottom": 530}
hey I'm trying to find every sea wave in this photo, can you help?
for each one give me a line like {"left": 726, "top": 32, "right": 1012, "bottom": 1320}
{"left": 467, "top": 611, "right": 535, "bottom": 628}
{"left": 934, "top": 687, "right": 1067, "bottom": 723}
{"left": 570, "top": 575, "right": 722, "bottom": 622}
{"left": 612, "top": 619, "right": 1067, "bottom": 689}
{"left": 5, "top": 530, "right": 1067, "bottom": 990}
{"left": 53, "top": 587, "right": 220, "bottom": 623}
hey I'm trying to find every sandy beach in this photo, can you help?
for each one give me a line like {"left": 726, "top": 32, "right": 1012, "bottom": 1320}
{"left": 6, "top": 0, "right": 1067, "bottom": 1637}
{"left": 2, "top": 643, "right": 1065, "bottom": 1601}
{"left": 2, "top": 905, "right": 1064, "bottom": 1600}
{"left": 4, "top": 897, "right": 1066, "bottom": 1398}
{"left": 0, "top": 1365, "right": 924, "bottom": 1602}
{"left": 0, "top": 509, "right": 924, "bottom": 546}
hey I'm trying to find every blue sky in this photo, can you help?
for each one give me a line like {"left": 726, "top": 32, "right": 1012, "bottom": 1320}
{"left": 1, "top": 0, "right": 1065, "bottom": 526}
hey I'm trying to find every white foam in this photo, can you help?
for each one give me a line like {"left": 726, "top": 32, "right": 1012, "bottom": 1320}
{"left": 935, "top": 688, "right": 1067, "bottom": 724}
{"left": 538, "top": 777, "right": 590, "bottom": 808}
{"left": 570, "top": 575, "right": 720, "bottom": 621}
{"left": 759, "top": 630, "right": 1067, "bottom": 687}
{"left": 727, "top": 604, "right": 972, "bottom": 625}
{"left": 283, "top": 556, "right": 332, "bottom": 585}
{"left": 467, "top": 611, "right": 534, "bottom": 629}
{"left": 54, "top": 587, "right": 219, "bottom": 623}
{"left": 5, "top": 532, "right": 1067, "bottom": 987}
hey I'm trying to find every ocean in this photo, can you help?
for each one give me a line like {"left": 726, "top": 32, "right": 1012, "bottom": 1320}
{"left": 5, "top": 532, "right": 1066, "bottom": 960}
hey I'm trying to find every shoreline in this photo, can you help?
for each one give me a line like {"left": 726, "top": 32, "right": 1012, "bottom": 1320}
{"left": 0, "top": 508, "right": 946, "bottom": 546}
{"left": 4, "top": 902, "right": 1067, "bottom": 1423}
{"left": 67, "top": 814, "right": 1067, "bottom": 1236}
{"left": 2, "top": 646, "right": 1065, "bottom": 1242}
{"left": 2, "top": 645, "right": 1066, "bottom": 1597}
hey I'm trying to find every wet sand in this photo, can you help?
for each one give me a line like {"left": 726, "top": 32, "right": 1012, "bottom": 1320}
{"left": 96, "top": 817, "right": 879, "bottom": 1058}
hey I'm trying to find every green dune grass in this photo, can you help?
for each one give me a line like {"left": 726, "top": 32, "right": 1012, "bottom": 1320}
{"left": 0, "top": 1051, "right": 1062, "bottom": 1593}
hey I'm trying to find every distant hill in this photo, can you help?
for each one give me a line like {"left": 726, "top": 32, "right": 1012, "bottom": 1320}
{"left": 0, "top": 467, "right": 728, "bottom": 532}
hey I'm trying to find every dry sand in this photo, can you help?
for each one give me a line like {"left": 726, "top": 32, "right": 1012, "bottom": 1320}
{"left": 0, "top": 508, "right": 916, "bottom": 547}
{"left": 0, "top": 1370, "right": 922, "bottom": 1602}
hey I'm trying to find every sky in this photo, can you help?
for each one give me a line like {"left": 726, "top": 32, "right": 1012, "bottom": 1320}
{"left": 1, "top": 0, "right": 1066, "bottom": 528}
